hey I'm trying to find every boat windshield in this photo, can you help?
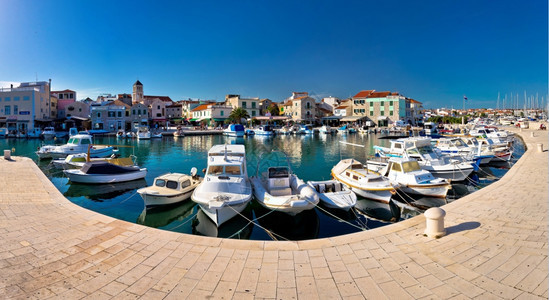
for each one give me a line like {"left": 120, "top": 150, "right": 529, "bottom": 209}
{"left": 402, "top": 161, "right": 421, "bottom": 172}
{"left": 155, "top": 179, "right": 166, "bottom": 187}
{"left": 453, "top": 139, "right": 467, "bottom": 147}
{"left": 166, "top": 181, "right": 178, "bottom": 189}
{"left": 207, "top": 165, "right": 241, "bottom": 176}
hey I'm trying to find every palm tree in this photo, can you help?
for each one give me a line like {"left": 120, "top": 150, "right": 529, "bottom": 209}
{"left": 228, "top": 107, "right": 250, "bottom": 124}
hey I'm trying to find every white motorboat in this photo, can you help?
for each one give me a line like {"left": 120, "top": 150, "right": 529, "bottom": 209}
{"left": 277, "top": 126, "right": 292, "bottom": 135}
{"left": 151, "top": 132, "right": 163, "bottom": 138}
{"left": 191, "top": 144, "right": 252, "bottom": 226}
{"left": 307, "top": 180, "right": 357, "bottom": 211}
{"left": 365, "top": 157, "right": 451, "bottom": 198}
{"left": 41, "top": 127, "right": 56, "bottom": 139}
{"left": 331, "top": 158, "right": 396, "bottom": 203}
{"left": 138, "top": 169, "right": 202, "bottom": 208}
{"left": 137, "top": 127, "right": 151, "bottom": 140}
{"left": 297, "top": 124, "right": 314, "bottom": 134}
{"left": 173, "top": 127, "right": 184, "bottom": 137}
{"left": 64, "top": 161, "right": 147, "bottom": 184}
{"left": 374, "top": 137, "right": 477, "bottom": 181}
{"left": 434, "top": 137, "right": 491, "bottom": 165}
{"left": 116, "top": 130, "right": 126, "bottom": 139}
{"left": 255, "top": 125, "right": 275, "bottom": 136}
{"left": 251, "top": 162, "right": 319, "bottom": 215}
{"left": 319, "top": 125, "right": 335, "bottom": 134}
{"left": 223, "top": 124, "right": 245, "bottom": 137}
{"left": 36, "top": 134, "right": 117, "bottom": 160}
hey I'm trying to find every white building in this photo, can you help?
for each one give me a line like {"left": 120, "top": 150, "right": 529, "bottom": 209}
{"left": 0, "top": 81, "right": 51, "bottom": 135}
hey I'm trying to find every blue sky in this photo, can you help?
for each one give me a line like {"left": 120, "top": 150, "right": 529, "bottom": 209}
{"left": 0, "top": 0, "right": 547, "bottom": 109}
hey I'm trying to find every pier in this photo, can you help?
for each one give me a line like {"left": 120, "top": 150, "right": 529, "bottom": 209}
{"left": 0, "top": 126, "right": 546, "bottom": 299}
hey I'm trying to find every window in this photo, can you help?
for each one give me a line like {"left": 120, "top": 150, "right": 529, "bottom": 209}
{"left": 208, "top": 166, "right": 223, "bottom": 175}
{"left": 391, "top": 163, "right": 402, "bottom": 172}
{"left": 97, "top": 112, "right": 101, "bottom": 118}
{"left": 59, "top": 94, "right": 63, "bottom": 99}
{"left": 5, "top": 106, "right": 10, "bottom": 115}
{"left": 380, "top": 111, "right": 384, "bottom": 116}
{"left": 166, "top": 181, "right": 178, "bottom": 189}
{"left": 390, "top": 101, "right": 393, "bottom": 106}
{"left": 225, "top": 166, "right": 241, "bottom": 175}
{"left": 369, "top": 102, "right": 373, "bottom": 107}
{"left": 0, "top": 97, "right": 2, "bottom": 101}
{"left": 370, "top": 111, "right": 373, "bottom": 116}
{"left": 181, "top": 180, "right": 191, "bottom": 188}
{"left": 67, "top": 106, "right": 74, "bottom": 111}
{"left": 108, "top": 111, "right": 115, "bottom": 118}
{"left": 13, "top": 105, "right": 18, "bottom": 115}
{"left": 132, "top": 109, "right": 136, "bottom": 115}
{"left": 117, "top": 111, "right": 122, "bottom": 117}
{"left": 252, "top": 110, "right": 256, "bottom": 116}
{"left": 390, "top": 111, "right": 393, "bottom": 116}
{"left": 23, "top": 96, "right": 29, "bottom": 100}
{"left": 5, "top": 97, "right": 10, "bottom": 101}
{"left": 14, "top": 96, "right": 20, "bottom": 101}
{"left": 125, "top": 111, "right": 129, "bottom": 116}
{"left": 69, "top": 93, "right": 74, "bottom": 99}
{"left": 157, "top": 105, "right": 160, "bottom": 109}
{"left": 242, "top": 101, "right": 247, "bottom": 108}
{"left": 251, "top": 102, "right": 256, "bottom": 108}
{"left": 381, "top": 101, "right": 384, "bottom": 106}
{"left": 220, "top": 111, "right": 224, "bottom": 116}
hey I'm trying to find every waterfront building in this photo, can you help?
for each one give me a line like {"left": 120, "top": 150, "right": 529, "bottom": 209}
{"left": 320, "top": 97, "right": 340, "bottom": 113}
{"left": 351, "top": 90, "right": 413, "bottom": 126}
{"left": 334, "top": 100, "right": 352, "bottom": 119}
{"left": 96, "top": 94, "right": 117, "bottom": 103}
{"left": 177, "top": 100, "right": 202, "bottom": 120}
{"left": 49, "top": 94, "right": 58, "bottom": 120}
{"left": 51, "top": 89, "right": 76, "bottom": 119}
{"left": 65, "top": 101, "right": 90, "bottom": 119}
{"left": 0, "top": 81, "right": 51, "bottom": 134}
{"left": 190, "top": 104, "right": 232, "bottom": 126}
{"left": 282, "top": 92, "right": 317, "bottom": 123}
{"left": 149, "top": 98, "right": 169, "bottom": 127}
{"left": 225, "top": 94, "right": 260, "bottom": 118}
{"left": 117, "top": 93, "right": 133, "bottom": 107}
{"left": 128, "top": 103, "right": 149, "bottom": 131}
{"left": 166, "top": 103, "right": 183, "bottom": 123}
{"left": 90, "top": 100, "right": 129, "bottom": 132}
{"left": 259, "top": 98, "right": 273, "bottom": 115}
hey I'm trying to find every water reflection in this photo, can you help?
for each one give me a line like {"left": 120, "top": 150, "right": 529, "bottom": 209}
{"left": 253, "top": 204, "right": 320, "bottom": 241}
{"left": 354, "top": 199, "right": 401, "bottom": 223}
{"left": 137, "top": 200, "right": 196, "bottom": 228}
{"left": 64, "top": 179, "right": 147, "bottom": 200}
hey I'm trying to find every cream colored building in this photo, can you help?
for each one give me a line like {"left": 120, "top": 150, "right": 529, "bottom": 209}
{"left": 282, "top": 92, "right": 317, "bottom": 123}
{"left": 225, "top": 94, "right": 260, "bottom": 118}
{"left": 351, "top": 90, "right": 413, "bottom": 126}
{"left": 191, "top": 104, "right": 232, "bottom": 126}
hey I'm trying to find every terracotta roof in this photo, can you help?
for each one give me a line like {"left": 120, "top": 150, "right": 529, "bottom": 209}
{"left": 335, "top": 106, "right": 348, "bottom": 109}
{"left": 353, "top": 90, "right": 374, "bottom": 98}
{"left": 144, "top": 95, "right": 173, "bottom": 102}
{"left": 191, "top": 104, "right": 211, "bottom": 111}
{"left": 284, "top": 100, "right": 293, "bottom": 106}
{"left": 409, "top": 99, "right": 422, "bottom": 104}
{"left": 368, "top": 91, "right": 392, "bottom": 98}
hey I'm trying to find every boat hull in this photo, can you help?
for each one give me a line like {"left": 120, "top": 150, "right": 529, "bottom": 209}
{"left": 398, "top": 184, "right": 450, "bottom": 198}
{"left": 250, "top": 176, "right": 319, "bottom": 216}
{"left": 197, "top": 201, "right": 249, "bottom": 227}
{"left": 64, "top": 168, "right": 147, "bottom": 184}
{"left": 37, "top": 147, "right": 115, "bottom": 160}
{"left": 139, "top": 190, "right": 194, "bottom": 208}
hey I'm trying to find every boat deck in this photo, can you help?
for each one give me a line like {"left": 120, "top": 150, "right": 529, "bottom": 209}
{"left": 0, "top": 125, "right": 547, "bottom": 299}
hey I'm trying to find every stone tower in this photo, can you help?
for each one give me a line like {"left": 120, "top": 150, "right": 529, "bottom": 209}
{"left": 132, "top": 80, "right": 144, "bottom": 103}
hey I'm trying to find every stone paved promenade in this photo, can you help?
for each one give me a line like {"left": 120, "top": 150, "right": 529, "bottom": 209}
{"left": 0, "top": 126, "right": 547, "bottom": 299}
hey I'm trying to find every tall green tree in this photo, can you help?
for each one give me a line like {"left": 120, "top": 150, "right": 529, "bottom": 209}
{"left": 266, "top": 103, "right": 280, "bottom": 116}
{"left": 228, "top": 107, "right": 250, "bottom": 124}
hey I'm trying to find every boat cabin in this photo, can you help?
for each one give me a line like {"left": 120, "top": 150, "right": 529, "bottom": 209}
{"left": 67, "top": 134, "right": 93, "bottom": 146}
{"left": 154, "top": 174, "right": 193, "bottom": 191}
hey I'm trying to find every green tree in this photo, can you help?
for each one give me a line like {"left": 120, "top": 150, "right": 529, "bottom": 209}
{"left": 266, "top": 103, "right": 280, "bottom": 116}
{"left": 228, "top": 107, "right": 250, "bottom": 124}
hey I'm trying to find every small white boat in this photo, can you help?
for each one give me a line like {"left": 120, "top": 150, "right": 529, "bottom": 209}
{"left": 223, "top": 124, "right": 245, "bottom": 137}
{"left": 307, "top": 180, "right": 357, "bottom": 211}
{"left": 64, "top": 161, "right": 147, "bottom": 184}
{"left": 365, "top": 157, "right": 451, "bottom": 198}
{"left": 191, "top": 144, "right": 252, "bottom": 226}
{"left": 36, "top": 134, "right": 117, "bottom": 160}
{"left": 27, "top": 128, "right": 42, "bottom": 139}
{"left": 174, "top": 127, "right": 184, "bottom": 137}
{"left": 126, "top": 131, "right": 136, "bottom": 138}
{"left": 151, "top": 132, "right": 163, "bottom": 138}
{"left": 52, "top": 153, "right": 133, "bottom": 169}
{"left": 277, "top": 126, "right": 292, "bottom": 135}
{"left": 138, "top": 169, "right": 202, "bottom": 208}
{"left": 251, "top": 151, "right": 319, "bottom": 215}
{"left": 331, "top": 158, "right": 396, "bottom": 203}
{"left": 116, "top": 130, "right": 126, "bottom": 139}
{"left": 137, "top": 127, "right": 151, "bottom": 140}
{"left": 297, "top": 124, "right": 314, "bottom": 134}
{"left": 255, "top": 125, "right": 275, "bottom": 136}
{"left": 319, "top": 125, "right": 335, "bottom": 134}
{"left": 41, "top": 127, "right": 56, "bottom": 139}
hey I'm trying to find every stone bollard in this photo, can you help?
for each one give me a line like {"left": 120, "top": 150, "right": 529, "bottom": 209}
{"left": 531, "top": 132, "right": 535, "bottom": 138}
{"left": 537, "top": 143, "right": 544, "bottom": 152}
{"left": 424, "top": 207, "right": 446, "bottom": 238}
{"left": 4, "top": 150, "right": 11, "bottom": 160}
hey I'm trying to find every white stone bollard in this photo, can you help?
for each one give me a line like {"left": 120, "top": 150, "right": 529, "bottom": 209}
{"left": 531, "top": 132, "right": 535, "bottom": 137}
{"left": 424, "top": 207, "right": 446, "bottom": 238}
{"left": 537, "top": 143, "right": 544, "bottom": 152}
{"left": 4, "top": 150, "right": 11, "bottom": 160}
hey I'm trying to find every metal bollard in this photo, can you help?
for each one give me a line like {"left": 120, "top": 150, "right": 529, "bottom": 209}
{"left": 4, "top": 150, "right": 11, "bottom": 160}
{"left": 424, "top": 207, "right": 446, "bottom": 238}
{"left": 537, "top": 143, "right": 544, "bottom": 152}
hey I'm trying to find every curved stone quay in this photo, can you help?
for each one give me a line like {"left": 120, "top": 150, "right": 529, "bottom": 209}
{"left": 0, "top": 126, "right": 547, "bottom": 299}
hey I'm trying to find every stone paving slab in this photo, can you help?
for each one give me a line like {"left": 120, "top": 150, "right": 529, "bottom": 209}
{"left": 0, "top": 126, "right": 547, "bottom": 299}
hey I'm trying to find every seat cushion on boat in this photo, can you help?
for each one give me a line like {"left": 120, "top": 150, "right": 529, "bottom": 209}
{"left": 333, "top": 183, "right": 341, "bottom": 192}
{"left": 81, "top": 161, "right": 139, "bottom": 175}
{"left": 270, "top": 187, "right": 292, "bottom": 197}
{"left": 318, "top": 184, "right": 325, "bottom": 193}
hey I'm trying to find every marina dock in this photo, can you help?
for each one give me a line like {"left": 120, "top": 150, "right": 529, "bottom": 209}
{"left": 0, "top": 126, "right": 546, "bottom": 299}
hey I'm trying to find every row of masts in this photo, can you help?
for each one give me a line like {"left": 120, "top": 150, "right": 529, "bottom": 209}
{"left": 496, "top": 91, "right": 548, "bottom": 111}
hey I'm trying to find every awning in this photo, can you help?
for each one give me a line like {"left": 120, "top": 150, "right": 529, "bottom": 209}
{"left": 211, "top": 118, "right": 226, "bottom": 122}
{"left": 189, "top": 118, "right": 199, "bottom": 122}
{"left": 321, "top": 116, "right": 342, "bottom": 120}
{"left": 341, "top": 116, "right": 366, "bottom": 122}
{"left": 67, "top": 116, "right": 89, "bottom": 121}
{"left": 377, "top": 116, "right": 389, "bottom": 120}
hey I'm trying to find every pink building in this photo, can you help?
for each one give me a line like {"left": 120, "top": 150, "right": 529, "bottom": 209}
{"left": 51, "top": 89, "right": 77, "bottom": 119}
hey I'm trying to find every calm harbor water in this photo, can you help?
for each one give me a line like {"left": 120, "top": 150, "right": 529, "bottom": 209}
{"left": 2, "top": 132, "right": 524, "bottom": 241}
